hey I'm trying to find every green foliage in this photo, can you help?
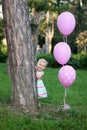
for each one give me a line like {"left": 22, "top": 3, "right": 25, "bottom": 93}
{"left": 0, "top": 64, "right": 87, "bottom": 130}
{"left": 68, "top": 54, "right": 80, "bottom": 68}
{"left": 79, "top": 54, "right": 87, "bottom": 68}
{"left": 28, "top": 0, "right": 48, "bottom": 12}
{"left": 70, "top": 54, "right": 87, "bottom": 68}
{"left": 0, "top": 19, "right": 5, "bottom": 43}
{"left": 37, "top": 53, "right": 61, "bottom": 68}
{"left": 27, "top": 0, "right": 87, "bottom": 54}
{"left": 37, "top": 53, "right": 87, "bottom": 69}
{"left": 1, "top": 45, "right": 8, "bottom": 62}
{"left": 0, "top": 19, "right": 7, "bottom": 63}
{"left": 0, "top": 45, "right": 8, "bottom": 63}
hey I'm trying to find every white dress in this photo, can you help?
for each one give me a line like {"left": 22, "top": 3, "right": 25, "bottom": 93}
{"left": 36, "top": 71, "right": 47, "bottom": 98}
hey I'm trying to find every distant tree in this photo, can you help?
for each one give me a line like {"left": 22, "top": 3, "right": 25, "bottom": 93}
{"left": 76, "top": 31, "right": 87, "bottom": 53}
{"left": 28, "top": 0, "right": 46, "bottom": 54}
{"left": 74, "top": 0, "right": 87, "bottom": 53}
{"left": 28, "top": 0, "right": 61, "bottom": 54}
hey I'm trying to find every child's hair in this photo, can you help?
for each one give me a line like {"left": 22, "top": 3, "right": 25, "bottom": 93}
{"left": 37, "top": 58, "right": 48, "bottom": 66}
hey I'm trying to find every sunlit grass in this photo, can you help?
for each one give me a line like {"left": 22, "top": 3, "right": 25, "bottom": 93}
{"left": 0, "top": 63, "right": 87, "bottom": 130}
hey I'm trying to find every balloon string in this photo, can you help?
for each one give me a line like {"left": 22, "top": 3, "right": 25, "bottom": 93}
{"left": 64, "top": 88, "right": 67, "bottom": 105}
{"left": 63, "top": 36, "right": 67, "bottom": 43}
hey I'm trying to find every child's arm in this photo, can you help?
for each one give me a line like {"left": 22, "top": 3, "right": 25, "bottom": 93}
{"left": 36, "top": 71, "right": 44, "bottom": 79}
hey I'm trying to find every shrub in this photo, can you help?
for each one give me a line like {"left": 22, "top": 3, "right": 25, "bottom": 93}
{"left": 37, "top": 54, "right": 60, "bottom": 68}
{"left": 68, "top": 54, "right": 81, "bottom": 68}
{"left": 37, "top": 53, "right": 87, "bottom": 69}
{"left": 0, "top": 45, "right": 8, "bottom": 63}
{"left": 79, "top": 54, "right": 87, "bottom": 68}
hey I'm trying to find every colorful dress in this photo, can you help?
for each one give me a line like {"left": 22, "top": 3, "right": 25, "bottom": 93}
{"left": 36, "top": 71, "right": 47, "bottom": 98}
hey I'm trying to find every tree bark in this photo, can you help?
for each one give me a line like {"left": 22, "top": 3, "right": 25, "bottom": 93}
{"left": 44, "top": 11, "right": 54, "bottom": 54}
{"left": 2, "top": 0, "right": 38, "bottom": 112}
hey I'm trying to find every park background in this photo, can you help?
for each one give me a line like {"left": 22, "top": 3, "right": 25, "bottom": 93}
{"left": 0, "top": 0, "right": 87, "bottom": 130}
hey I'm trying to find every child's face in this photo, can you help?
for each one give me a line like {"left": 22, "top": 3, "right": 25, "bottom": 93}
{"left": 37, "top": 61, "right": 46, "bottom": 71}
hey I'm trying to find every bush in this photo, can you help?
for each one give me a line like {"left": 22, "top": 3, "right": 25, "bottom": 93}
{"left": 79, "top": 54, "right": 87, "bottom": 68}
{"left": 0, "top": 45, "right": 8, "bottom": 63}
{"left": 37, "top": 54, "right": 61, "bottom": 68}
{"left": 68, "top": 54, "right": 81, "bottom": 68}
{"left": 37, "top": 53, "right": 87, "bottom": 69}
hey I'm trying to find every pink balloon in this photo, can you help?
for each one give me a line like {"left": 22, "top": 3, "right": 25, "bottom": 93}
{"left": 57, "top": 11, "right": 76, "bottom": 36}
{"left": 53, "top": 42, "right": 71, "bottom": 65}
{"left": 58, "top": 65, "right": 76, "bottom": 88}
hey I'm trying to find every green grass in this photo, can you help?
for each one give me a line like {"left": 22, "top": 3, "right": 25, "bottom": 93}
{"left": 0, "top": 63, "right": 87, "bottom": 130}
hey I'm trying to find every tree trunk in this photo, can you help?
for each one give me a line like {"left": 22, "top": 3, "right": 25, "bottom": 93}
{"left": 30, "top": 7, "right": 44, "bottom": 56}
{"left": 2, "top": 0, "right": 38, "bottom": 112}
{"left": 45, "top": 11, "right": 54, "bottom": 54}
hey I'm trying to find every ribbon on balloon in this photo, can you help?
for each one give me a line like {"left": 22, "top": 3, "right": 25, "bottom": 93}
{"left": 53, "top": 11, "right": 76, "bottom": 110}
{"left": 63, "top": 36, "right": 67, "bottom": 43}
{"left": 63, "top": 88, "right": 71, "bottom": 110}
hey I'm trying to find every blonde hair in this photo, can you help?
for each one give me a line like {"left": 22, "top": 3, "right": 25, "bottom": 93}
{"left": 37, "top": 58, "right": 48, "bottom": 66}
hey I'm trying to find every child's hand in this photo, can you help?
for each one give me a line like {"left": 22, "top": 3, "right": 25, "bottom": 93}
{"left": 36, "top": 71, "right": 44, "bottom": 79}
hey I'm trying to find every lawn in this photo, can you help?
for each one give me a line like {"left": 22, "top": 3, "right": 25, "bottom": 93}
{"left": 0, "top": 63, "right": 87, "bottom": 130}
